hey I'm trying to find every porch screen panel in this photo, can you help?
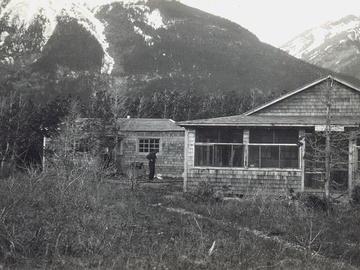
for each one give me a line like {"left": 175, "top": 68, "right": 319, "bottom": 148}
{"left": 195, "top": 145, "right": 214, "bottom": 166}
{"left": 213, "top": 145, "right": 244, "bottom": 167}
{"left": 274, "top": 129, "right": 298, "bottom": 143}
{"left": 249, "top": 145, "right": 260, "bottom": 168}
{"left": 196, "top": 128, "right": 219, "bottom": 143}
{"left": 196, "top": 128, "right": 243, "bottom": 143}
{"left": 280, "top": 146, "right": 299, "bottom": 168}
{"left": 249, "top": 128, "right": 299, "bottom": 169}
{"left": 250, "top": 128, "right": 298, "bottom": 144}
{"left": 195, "top": 128, "right": 243, "bottom": 167}
{"left": 261, "top": 146, "right": 280, "bottom": 168}
{"left": 214, "top": 145, "right": 232, "bottom": 167}
{"left": 232, "top": 145, "right": 244, "bottom": 167}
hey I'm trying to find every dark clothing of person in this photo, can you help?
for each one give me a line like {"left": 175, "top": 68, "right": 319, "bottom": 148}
{"left": 146, "top": 152, "right": 157, "bottom": 180}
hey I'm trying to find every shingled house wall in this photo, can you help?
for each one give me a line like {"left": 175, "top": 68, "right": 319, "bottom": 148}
{"left": 181, "top": 77, "right": 360, "bottom": 195}
{"left": 184, "top": 129, "right": 302, "bottom": 195}
{"left": 253, "top": 81, "right": 360, "bottom": 117}
{"left": 118, "top": 130, "right": 184, "bottom": 178}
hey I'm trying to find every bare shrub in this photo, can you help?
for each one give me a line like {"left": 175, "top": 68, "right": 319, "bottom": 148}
{"left": 194, "top": 181, "right": 215, "bottom": 202}
{"left": 0, "top": 166, "right": 119, "bottom": 266}
{"left": 351, "top": 185, "right": 360, "bottom": 205}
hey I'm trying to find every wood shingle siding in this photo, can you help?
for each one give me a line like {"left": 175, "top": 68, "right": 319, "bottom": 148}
{"left": 250, "top": 80, "right": 360, "bottom": 117}
{"left": 184, "top": 129, "right": 302, "bottom": 194}
{"left": 187, "top": 168, "right": 302, "bottom": 195}
{"left": 118, "top": 130, "right": 184, "bottom": 178}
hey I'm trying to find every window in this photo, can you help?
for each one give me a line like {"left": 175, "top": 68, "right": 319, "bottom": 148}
{"left": 196, "top": 127, "right": 243, "bottom": 143}
{"left": 250, "top": 129, "right": 298, "bottom": 144}
{"left": 139, "top": 138, "right": 160, "bottom": 153}
{"left": 195, "top": 128, "right": 243, "bottom": 167}
{"left": 248, "top": 128, "right": 299, "bottom": 169}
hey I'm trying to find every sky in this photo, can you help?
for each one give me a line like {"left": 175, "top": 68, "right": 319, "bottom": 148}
{"left": 179, "top": 0, "right": 360, "bottom": 46}
{"left": 4, "top": 0, "right": 359, "bottom": 48}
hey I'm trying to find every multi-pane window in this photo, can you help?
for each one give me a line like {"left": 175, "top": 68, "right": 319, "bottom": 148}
{"left": 195, "top": 128, "right": 244, "bottom": 167}
{"left": 139, "top": 138, "right": 160, "bottom": 153}
{"left": 194, "top": 127, "right": 300, "bottom": 169}
{"left": 248, "top": 128, "right": 299, "bottom": 169}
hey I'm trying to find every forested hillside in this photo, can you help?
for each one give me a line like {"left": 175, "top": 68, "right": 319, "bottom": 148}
{"left": 0, "top": 0, "right": 328, "bottom": 168}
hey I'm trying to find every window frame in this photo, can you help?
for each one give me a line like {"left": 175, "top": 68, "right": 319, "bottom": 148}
{"left": 194, "top": 128, "right": 244, "bottom": 168}
{"left": 248, "top": 128, "right": 300, "bottom": 169}
{"left": 193, "top": 127, "right": 301, "bottom": 170}
{"left": 137, "top": 137, "right": 161, "bottom": 154}
{"left": 248, "top": 143, "right": 300, "bottom": 169}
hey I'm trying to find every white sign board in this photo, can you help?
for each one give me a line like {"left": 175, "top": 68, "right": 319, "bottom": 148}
{"left": 315, "top": 125, "right": 345, "bottom": 132}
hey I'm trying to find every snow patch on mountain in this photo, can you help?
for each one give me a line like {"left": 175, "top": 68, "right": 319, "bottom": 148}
{"left": 91, "top": 0, "right": 166, "bottom": 45}
{"left": 144, "top": 9, "right": 165, "bottom": 29}
{"left": 0, "top": 31, "right": 9, "bottom": 46}
{"left": 134, "top": 25, "right": 154, "bottom": 45}
{"left": 0, "top": 0, "right": 169, "bottom": 71}
{"left": 131, "top": 8, "right": 166, "bottom": 45}
{"left": 282, "top": 15, "right": 360, "bottom": 60}
{"left": 281, "top": 14, "right": 360, "bottom": 79}
{"left": 327, "top": 20, "right": 359, "bottom": 38}
{"left": 0, "top": 0, "right": 114, "bottom": 73}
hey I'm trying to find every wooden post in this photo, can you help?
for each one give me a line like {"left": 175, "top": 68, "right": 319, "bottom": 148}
{"left": 42, "top": 136, "right": 47, "bottom": 171}
{"left": 183, "top": 129, "right": 189, "bottom": 192}
{"left": 243, "top": 129, "right": 249, "bottom": 168}
{"left": 299, "top": 129, "right": 306, "bottom": 192}
{"left": 349, "top": 132, "right": 357, "bottom": 196}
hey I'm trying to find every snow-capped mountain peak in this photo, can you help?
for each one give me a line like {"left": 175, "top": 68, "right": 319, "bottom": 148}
{"left": 281, "top": 15, "right": 360, "bottom": 79}
{"left": 282, "top": 15, "right": 360, "bottom": 59}
{"left": 0, "top": 0, "right": 117, "bottom": 73}
{"left": 0, "top": 0, "right": 171, "bottom": 73}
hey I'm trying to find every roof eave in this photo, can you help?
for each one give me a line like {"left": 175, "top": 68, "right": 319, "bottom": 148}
{"left": 178, "top": 123, "right": 359, "bottom": 128}
{"left": 118, "top": 129, "right": 184, "bottom": 132}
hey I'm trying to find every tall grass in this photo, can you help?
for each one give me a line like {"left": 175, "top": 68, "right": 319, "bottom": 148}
{"left": 0, "top": 165, "right": 115, "bottom": 267}
{"left": 168, "top": 184, "right": 360, "bottom": 267}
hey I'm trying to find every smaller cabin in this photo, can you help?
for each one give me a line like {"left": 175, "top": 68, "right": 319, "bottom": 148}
{"left": 115, "top": 118, "right": 185, "bottom": 178}
{"left": 44, "top": 118, "right": 185, "bottom": 179}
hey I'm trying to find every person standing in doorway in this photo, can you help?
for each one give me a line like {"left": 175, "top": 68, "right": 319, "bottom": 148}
{"left": 146, "top": 151, "right": 157, "bottom": 180}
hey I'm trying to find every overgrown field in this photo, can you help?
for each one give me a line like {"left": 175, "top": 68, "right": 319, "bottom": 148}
{"left": 0, "top": 170, "right": 360, "bottom": 269}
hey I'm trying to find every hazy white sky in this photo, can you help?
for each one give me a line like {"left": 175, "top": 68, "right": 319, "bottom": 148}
{"left": 180, "top": 0, "right": 360, "bottom": 46}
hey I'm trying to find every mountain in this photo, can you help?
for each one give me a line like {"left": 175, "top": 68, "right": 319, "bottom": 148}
{"left": 0, "top": 0, "right": 328, "bottom": 118}
{"left": 282, "top": 15, "right": 360, "bottom": 80}
{"left": 0, "top": 0, "right": 114, "bottom": 73}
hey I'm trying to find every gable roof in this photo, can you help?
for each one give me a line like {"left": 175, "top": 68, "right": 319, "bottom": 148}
{"left": 177, "top": 115, "right": 360, "bottom": 127}
{"left": 117, "top": 118, "right": 184, "bottom": 132}
{"left": 245, "top": 75, "right": 360, "bottom": 116}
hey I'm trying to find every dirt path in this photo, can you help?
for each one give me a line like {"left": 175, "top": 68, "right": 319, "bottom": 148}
{"left": 152, "top": 203, "right": 359, "bottom": 270}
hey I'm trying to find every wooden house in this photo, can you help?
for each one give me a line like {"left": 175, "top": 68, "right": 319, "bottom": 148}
{"left": 44, "top": 118, "right": 185, "bottom": 179}
{"left": 178, "top": 76, "right": 360, "bottom": 195}
{"left": 115, "top": 118, "right": 185, "bottom": 178}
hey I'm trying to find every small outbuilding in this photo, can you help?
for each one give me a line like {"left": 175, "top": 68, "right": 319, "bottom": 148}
{"left": 44, "top": 118, "right": 185, "bottom": 179}
{"left": 115, "top": 118, "right": 185, "bottom": 178}
{"left": 178, "top": 76, "right": 360, "bottom": 195}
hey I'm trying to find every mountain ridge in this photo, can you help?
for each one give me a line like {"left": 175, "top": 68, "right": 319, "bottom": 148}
{"left": 282, "top": 14, "right": 360, "bottom": 80}
{"left": 0, "top": 0, "right": 333, "bottom": 119}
